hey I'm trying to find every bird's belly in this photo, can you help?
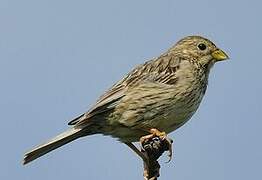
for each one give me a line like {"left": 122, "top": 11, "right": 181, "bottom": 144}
{"left": 148, "top": 91, "right": 204, "bottom": 133}
{"left": 155, "top": 105, "right": 197, "bottom": 133}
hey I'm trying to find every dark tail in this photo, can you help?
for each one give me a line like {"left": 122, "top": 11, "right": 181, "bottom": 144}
{"left": 23, "top": 128, "right": 82, "bottom": 165}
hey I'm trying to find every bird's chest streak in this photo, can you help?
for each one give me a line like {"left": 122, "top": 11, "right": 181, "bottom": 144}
{"left": 154, "top": 68, "right": 207, "bottom": 132}
{"left": 162, "top": 85, "right": 205, "bottom": 133}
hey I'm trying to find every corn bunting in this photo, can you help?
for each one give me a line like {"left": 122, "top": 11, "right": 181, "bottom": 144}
{"left": 23, "top": 35, "right": 228, "bottom": 165}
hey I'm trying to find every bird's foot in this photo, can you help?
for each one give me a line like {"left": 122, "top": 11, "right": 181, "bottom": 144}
{"left": 140, "top": 128, "right": 173, "bottom": 162}
{"left": 139, "top": 129, "right": 173, "bottom": 179}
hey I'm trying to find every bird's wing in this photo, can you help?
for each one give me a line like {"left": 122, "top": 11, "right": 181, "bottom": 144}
{"left": 68, "top": 53, "right": 182, "bottom": 126}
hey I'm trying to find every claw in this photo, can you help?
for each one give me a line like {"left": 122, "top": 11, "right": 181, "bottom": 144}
{"left": 164, "top": 137, "right": 173, "bottom": 163}
{"left": 140, "top": 128, "right": 173, "bottom": 162}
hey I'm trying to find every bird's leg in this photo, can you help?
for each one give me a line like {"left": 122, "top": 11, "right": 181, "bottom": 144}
{"left": 140, "top": 128, "right": 173, "bottom": 162}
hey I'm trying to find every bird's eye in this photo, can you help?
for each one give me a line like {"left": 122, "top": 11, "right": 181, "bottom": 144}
{"left": 198, "top": 43, "right": 207, "bottom": 51}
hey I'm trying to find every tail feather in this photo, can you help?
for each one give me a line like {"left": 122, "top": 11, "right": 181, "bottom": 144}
{"left": 23, "top": 128, "right": 82, "bottom": 165}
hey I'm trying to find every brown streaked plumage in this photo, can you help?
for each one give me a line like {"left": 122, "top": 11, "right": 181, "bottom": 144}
{"left": 23, "top": 35, "right": 228, "bottom": 165}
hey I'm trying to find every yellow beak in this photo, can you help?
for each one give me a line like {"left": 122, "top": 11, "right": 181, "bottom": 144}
{"left": 211, "top": 49, "right": 229, "bottom": 61}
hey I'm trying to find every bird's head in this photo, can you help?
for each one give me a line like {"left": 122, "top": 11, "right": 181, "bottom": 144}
{"left": 171, "top": 36, "right": 229, "bottom": 70}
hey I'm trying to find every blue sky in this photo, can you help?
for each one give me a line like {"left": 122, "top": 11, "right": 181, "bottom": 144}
{"left": 1, "top": 0, "right": 262, "bottom": 179}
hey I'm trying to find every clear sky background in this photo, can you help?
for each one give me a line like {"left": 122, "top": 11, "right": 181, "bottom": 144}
{"left": 1, "top": 0, "right": 261, "bottom": 179}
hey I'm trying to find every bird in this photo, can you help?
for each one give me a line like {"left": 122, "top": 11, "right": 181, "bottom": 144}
{"left": 23, "top": 35, "right": 229, "bottom": 165}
